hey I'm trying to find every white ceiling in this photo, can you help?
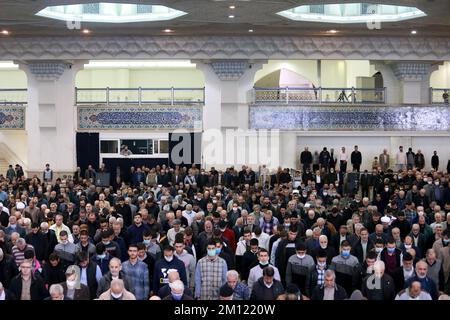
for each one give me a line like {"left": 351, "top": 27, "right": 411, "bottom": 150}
{"left": 0, "top": 0, "right": 449, "bottom": 37}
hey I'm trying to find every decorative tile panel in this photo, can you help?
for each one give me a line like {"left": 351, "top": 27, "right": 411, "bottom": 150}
{"left": 249, "top": 105, "right": 450, "bottom": 131}
{"left": 78, "top": 105, "right": 202, "bottom": 130}
{"left": 391, "top": 63, "right": 435, "bottom": 81}
{"left": 0, "top": 107, "right": 26, "bottom": 129}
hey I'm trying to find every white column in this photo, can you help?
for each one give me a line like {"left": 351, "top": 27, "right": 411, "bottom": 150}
{"left": 371, "top": 61, "right": 401, "bottom": 104}
{"left": 390, "top": 62, "right": 442, "bottom": 104}
{"left": 195, "top": 62, "right": 222, "bottom": 131}
{"left": 19, "top": 61, "right": 85, "bottom": 178}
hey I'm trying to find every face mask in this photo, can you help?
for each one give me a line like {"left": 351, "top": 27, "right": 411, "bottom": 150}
{"left": 435, "top": 182, "right": 440, "bottom": 186}
{"left": 443, "top": 239, "right": 450, "bottom": 245}
{"left": 323, "top": 192, "right": 328, "bottom": 196}
{"left": 387, "top": 247, "right": 395, "bottom": 253}
{"left": 375, "top": 247, "right": 382, "bottom": 253}
{"left": 215, "top": 248, "right": 222, "bottom": 255}
{"left": 143, "top": 239, "right": 150, "bottom": 245}
{"left": 384, "top": 188, "right": 389, "bottom": 192}
{"left": 97, "top": 254, "right": 106, "bottom": 259}
{"left": 66, "top": 280, "right": 76, "bottom": 288}
{"left": 297, "top": 254, "right": 306, "bottom": 259}
{"left": 318, "top": 261, "right": 326, "bottom": 268}
{"left": 341, "top": 250, "right": 350, "bottom": 258}
{"left": 102, "top": 241, "right": 110, "bottom": 246}
{"left": 165, "top": 256, "right": 173, "bottom": 262}
{"left": 404, "top": 244, "right": 412, "bottom": 249}
{"left": 61, "top": 240, "right": 68, "bottom": 245}
{"left": 428, "top": 181, "right": 432, "bottom": 185}
{"left": 111, "top": 292, "right": 123, "bottom": 299}
{"left": 232, "top": 208, "right": 237, "bottom": 211}
{"left": 172, "top": 293, "right": 183, "bottom": 301}
{"left": 320, "top": 244, "right": 327, "bottom": 249}
{"left": 284, "top": 223, "right": 291, "bottom": 228}
{"left": 259, "top": 260, "right": 269, "bottom": 266}
{"left": 207, "top": 249, "right": 216, "bottom": 257}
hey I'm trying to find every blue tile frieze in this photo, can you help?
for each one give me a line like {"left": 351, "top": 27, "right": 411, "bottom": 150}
{"left": 249, "top": 105, "right": 450, "bottom": 131}
{"left": 0, "top": 107, "right": 25, "bottom": 129}
{"left": 78, "top": 105, "right": 202, "bottom": 130}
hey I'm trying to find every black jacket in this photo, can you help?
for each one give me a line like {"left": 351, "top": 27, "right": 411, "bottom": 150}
{"left": 351, "top": 240, "right": 375, "bottom": 264}
{"left": 42, "top": 263, "right": 66, "bottom": 287}
{"left": 311, "top": 283, "right": 347, "bottom": 300}
{"left": 361, "top": 274, "right": 396, "bottom": 300}
{"left": 9, "top": 274, "right": 49, "bottom": 300}
{"left": 25, "top": 232, "right": 48, "bottom": 262}
{"left": 250, "top": 278, "right": 285, "bottom": 300}
{"left": 0, "top": 254, "right": 19, "bottom": 289}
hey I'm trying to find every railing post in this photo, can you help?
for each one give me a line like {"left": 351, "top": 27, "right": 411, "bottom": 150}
{"left": 319, "top": 87, "right": 322, "bottom": 104}
{"left": 351, "top": 87, "right": 355, "bottom": 104}
{"left": 75, "top": 87, "right": 78, "bottom": 105}
{"left": 286, "top": 87, "right": 289, "bottom": 104}
{"left": 171, "top": 87, "right": 175, "bottom": 106}
{"left": 138, "top": 87, "right": 142, "bottom": 106}
{"left": 429, "top": 87, "right": 432, "bottom": 104}
{"left": 203, "top": 87, "right": 205, "bottom": 104}
{"left": 383, "top": 87, "right": 387, "bottom": 104}
{"left": 106, "top": 87, "right": 110, "bottom": 106}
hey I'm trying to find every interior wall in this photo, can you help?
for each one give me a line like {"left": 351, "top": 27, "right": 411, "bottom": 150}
{"left": 254, "top": 60, "right": 319, "bottom": 86}
{"left": 430, "top": 62, "right": 450, "bottom": 88}
{"left": 76, "top": 68, "right": 205, "bottom": 88}
{"left": 0, "top": 70, "right": 27, "bottom": 88}
{"left": 0, "top": 131, "right": 28, "bottom": 168}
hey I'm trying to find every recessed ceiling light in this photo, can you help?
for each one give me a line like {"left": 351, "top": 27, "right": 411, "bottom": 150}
{"left": 327, "top": 29, "right": 338, "bottom": 34}
{"left": 82, "top": 29, "right": 90, "bottom": 34}
{"left": 229, "top": 5, "right": 236, "bottom": 9}
{"left": 163, "top": 29, "right": 173, "bottom": 33}
{"left": 1, "top": 30, "right": 9, "bottom": 35}
{"left": 248, "top": 29, "right": 254, "bottom": 33}
{"left": 411, "top": 30, "right": 417, "bottom": 34}
{"left": 228, "top": 15, "right": 235, "bottom": 19}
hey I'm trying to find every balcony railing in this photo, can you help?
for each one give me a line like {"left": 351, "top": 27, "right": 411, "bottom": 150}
{"left": 75, "top": 87, "right": 205, "bottom": 105}
{"left": 0, "top": 89, "right": 27, "bottom": 105}
{"left": 253, "top": 87, "right": 386, "bottom": 104}
{"left": 430, "top": 88, "right": 450, "bottom": 104}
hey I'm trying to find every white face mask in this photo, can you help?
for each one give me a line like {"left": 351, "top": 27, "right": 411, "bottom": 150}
{"left": 66, "top": 280, "right": 76, "bottom": 288}
{"left": 165, "top": 256, "right": 173, "bottom": 262}
{"left": 297, "top": 254, "right": 305, "bottom": 259}
{"left": 375, "top": 247, "right": 382, "bottom": 253}
{"left": 111, "top": 292, "right": 123, "bottom": 299}
{"left": 404, "top": 244, "right": 412, "bottom": 249}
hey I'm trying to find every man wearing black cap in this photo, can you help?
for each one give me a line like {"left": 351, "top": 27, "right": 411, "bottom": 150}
{"left": 250, "top": 266, "right": 284, "bottom": 300}
{"left": 286, "top": 241, "right": 315, "bottom": 295}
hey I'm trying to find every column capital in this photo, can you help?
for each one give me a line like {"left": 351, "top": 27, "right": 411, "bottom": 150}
{"left": 389, "top": 61, "right": 441, "bottom": 81}
{"left": 194, "top": 59, "right": 267, "bottom": 81}
{"left": 17, "top": 60, "right": 86, "bottom": 81}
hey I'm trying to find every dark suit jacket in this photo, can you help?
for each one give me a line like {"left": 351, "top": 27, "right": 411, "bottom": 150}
{"left": 311, "top": 284, "right": 347, "bottom": 300}
{"left": 351, "top": 240, "right": 375, "bottom": 263}
{"left": 60, "top": 282, "right": 90, "bottom": 300}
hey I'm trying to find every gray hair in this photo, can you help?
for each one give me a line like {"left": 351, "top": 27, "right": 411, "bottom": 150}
{"left": 109, "top": 257, "right": 121, "bottom": 267}
{"left": 16, "top": 238, "right": 26, "bottom": 246}
{"left": 110, "top": 278, "right": 124, "bottom": 290}
{"left": 169, "top": 280, "right": 184, "bottom": 292}
{"left": 324, "top": 269, "right": 335, "bottom": 280}
{"left": 49, "top": 284, "right": 64, "bottom": 296}
{"left": 226, "top": 270, "right": 239, "bottom": 280}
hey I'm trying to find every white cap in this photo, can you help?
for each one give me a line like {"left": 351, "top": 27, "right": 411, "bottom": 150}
{"left": 381, "top": 216, "right": 390, "bottom": 223}
{"left": 304, "top": 203, "right": 311, "bottom": 208}
{"left": 16, "top": 202, "right": 25, "bottom": 210}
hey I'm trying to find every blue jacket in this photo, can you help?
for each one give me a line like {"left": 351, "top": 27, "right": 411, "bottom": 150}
{"left": 127, "top": 223, "right": 150, "bottom": 245}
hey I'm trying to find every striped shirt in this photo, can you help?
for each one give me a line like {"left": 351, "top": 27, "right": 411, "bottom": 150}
{"left": 12, "top": 244, "right": 35, "bottom": 266}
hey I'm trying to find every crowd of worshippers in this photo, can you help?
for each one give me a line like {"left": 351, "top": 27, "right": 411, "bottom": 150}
{"left": 0, "top": 157, "right": 450, "bottom": 302}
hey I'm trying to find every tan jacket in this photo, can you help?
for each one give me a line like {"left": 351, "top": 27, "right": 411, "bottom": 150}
{"left": 439, "top": 246, "right": 450, "bottom": 282}
{"left": 98, "top": 289, "right": 136, "bottom": 300}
